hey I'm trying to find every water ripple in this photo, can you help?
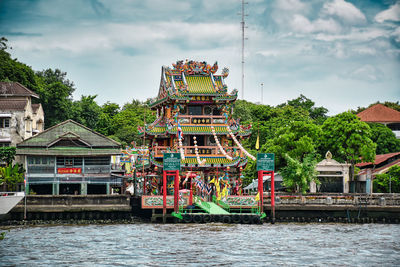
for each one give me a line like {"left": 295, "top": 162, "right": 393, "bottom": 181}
{"left": 1, "top": 223, "right": 400, "bottom": 266}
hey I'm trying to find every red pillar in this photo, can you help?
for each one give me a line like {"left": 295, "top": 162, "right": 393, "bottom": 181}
{"left": 174, "top": 170, "right": 179, "bottom": 213}
{"left": 163, "top": 171, "right": 167, "bottom": 218}
{"left": 257, "top": 170, "right": 263, "bottom": 213}
{"left": 189, "top": 177, "right": 193, "bottom": 206}
{"left": 271, "top": 171, "right": 275, "bottom": 223}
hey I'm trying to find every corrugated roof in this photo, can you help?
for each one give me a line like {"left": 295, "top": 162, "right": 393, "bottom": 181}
{"left": 0, "top": 82, "right": 39, "bottom": 98}
{"left": 356, "top": 152, "right": 400, "bottom": 168}
{"left": 357, "top": 104, "right": 400, "bottom": 123}
{"left": 17, "top": 119, "right": 121, "bottom": 148}
{"left": 0, "top": 99, "right": 27, "bottom": 110}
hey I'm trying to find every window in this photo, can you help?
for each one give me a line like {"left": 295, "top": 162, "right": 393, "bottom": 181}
{"left": 0, "top": 118, "right": 10, "bottom": 128}
{"left": 84, "top": 157, "right": 110, "bottom": 166}
{"left": 56, "top": 157, "right": 83, "bottom": 167}
{"left": 27, "top": 156, "right": 55, "bottom": 174}
{"left": 188, "top": 106, "right": 202, "bottom": 115}
{"left": 0, "top": 142, "right": 10, "bottom": 147}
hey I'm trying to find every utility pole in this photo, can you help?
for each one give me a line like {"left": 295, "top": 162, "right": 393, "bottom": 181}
{"left": 240, "top": 0, "right": 248, "bottom": 100}
{"left": 261, "top": 83, "right": 264, "bottom": 104}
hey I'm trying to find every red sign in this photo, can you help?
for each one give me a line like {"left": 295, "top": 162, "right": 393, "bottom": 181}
{"left": 57, "top": 168, "right": 82, "bottom": 174}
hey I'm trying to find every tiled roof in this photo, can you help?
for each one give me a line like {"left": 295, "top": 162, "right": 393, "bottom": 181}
{"left": 186, "top": 76, "right": 216, "bottom": 94}
{"left": 0, "top": 99, "right": 27, "bottom": 110}
{"left": 0, "top": 82, "right": 39, "bottom": 98}
{"left": 145, "top": 125, "right": 251, "bottom": 136}
{"left": 151, "top": 156, "right": 247, "bottom": 168}
{"left": 17, "top": 119, "right": 120, "bottom": 148}
{"left": 357, "top": 104, "right": 400, "bottom": 123}
{"left": 356, "top": 152, "right": 400, "bottom": 168}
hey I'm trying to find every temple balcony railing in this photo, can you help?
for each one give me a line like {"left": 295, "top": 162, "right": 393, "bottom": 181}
{"left": 152, "top": 145, "right": 243, "bottom": 158}
{"left": 177, "top": 115, "right": 226, "bottom": 125}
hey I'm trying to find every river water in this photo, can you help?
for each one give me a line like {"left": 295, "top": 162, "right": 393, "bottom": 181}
{"left": 1, "top": 223, "right": 399, "bottom": 266}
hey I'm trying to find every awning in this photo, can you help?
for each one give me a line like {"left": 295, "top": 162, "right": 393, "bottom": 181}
{"left": 0, "top": 114, "right": 11, "bottom": 118}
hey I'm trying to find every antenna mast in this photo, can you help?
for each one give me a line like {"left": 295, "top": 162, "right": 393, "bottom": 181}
{"left": 240, "top": 0, "right": 247, "bottom": 100}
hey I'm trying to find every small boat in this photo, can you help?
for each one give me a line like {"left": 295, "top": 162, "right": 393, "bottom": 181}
{"left": 0, "top": 192, "right": 25, "bottom": 215}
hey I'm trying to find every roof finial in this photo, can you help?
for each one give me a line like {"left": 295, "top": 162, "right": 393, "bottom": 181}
{"left": 325, "top": 151, "right": 332, "bottom": 160}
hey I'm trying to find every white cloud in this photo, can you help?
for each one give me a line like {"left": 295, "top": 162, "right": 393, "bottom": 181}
{"left": 11, "top": 21, "right": 240, "bottom": 54}
{"left": 289, "top": 15, "right": 341, "bottom": 34}
{"left": 392, "top": 27, "right": 400, "bottom": 43}
{"left": 345, "top": 65, "right": 384, "bottom": 82}
{"left": 322, "top": 0, "right": 366, "bottom": 25}
{"left": 375, "top": 2, "right": 400, "bottom": 23}
{"left": 315, "top": 27, "right": 386, "bottom": 42}
{"left": 275, "top": 0, "right": 308, "bottom": 12}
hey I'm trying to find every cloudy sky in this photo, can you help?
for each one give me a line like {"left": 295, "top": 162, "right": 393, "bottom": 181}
{"left": 1, "top": 0, "right": 399, "bottom": 114}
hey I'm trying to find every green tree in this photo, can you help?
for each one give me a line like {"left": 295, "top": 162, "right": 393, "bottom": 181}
{"left": 280, "top": 153, "right": 319, "bottom": 194}
{"left": 96, "top": 102, "right": 120, "bottom": 136}
{"left": 0, "top": 163, "right": 24, "bottom": 191}
{"left": 72, "top": 95, "right": 102, "bottom": 130}
{"left": 0, "top": 147, "right": 16, "bottom": 165}
{"left": 320, "top": 112, "right": 376, "bottom": 181}
{"left": 0, "top": 38, "right": 39, "bottom": 91}
{"left": 279, "top": 94, "right": 328, "bottom": 124}
{"left": 35, "top": 69, "right": 75, "bottom": 127}
{"left": 373, "top": 165, "right": 400, "bottom": 193}
{"left": 262, "top": 120, "right": 322, "bottom": 169}
{"left": 109, "top": 99, "right": 155, "bottom": 146}
{"left": 368, "top": 123, "right": 400, "bottom": 155}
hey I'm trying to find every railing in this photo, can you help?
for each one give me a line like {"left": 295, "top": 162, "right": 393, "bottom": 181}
{"left": 153, "top": 145, "right": 242, "bottom": 157}
{"left": 177, "top": 115, "right": 226, "bottom": 125}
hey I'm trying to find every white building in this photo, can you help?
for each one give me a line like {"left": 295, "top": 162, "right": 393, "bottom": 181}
{"left": 0, "top": 82, "right": 44, "bottom": 147}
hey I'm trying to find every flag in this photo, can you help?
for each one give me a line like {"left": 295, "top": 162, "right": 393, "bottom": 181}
{"left": 255, "top": 130, "right": 260, "bottom": 150}
{"left": 255, "top": 192, "right": 260, "bottom": 202}
{"left": 177, "top": 122, "right": 183, "bottom": 140}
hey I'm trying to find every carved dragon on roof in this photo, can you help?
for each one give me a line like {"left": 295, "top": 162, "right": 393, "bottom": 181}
{"left": 167, "top": 60, "right": 221, "bottom": 75}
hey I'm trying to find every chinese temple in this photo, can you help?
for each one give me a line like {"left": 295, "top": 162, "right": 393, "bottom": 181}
{"left": 140, "top": 60, "right": 254, "bottom": 172}
{"left": 138, "top": 60, "right": 264, "bottom": 223}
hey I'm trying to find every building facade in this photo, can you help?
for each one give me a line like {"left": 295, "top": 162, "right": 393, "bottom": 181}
{"left": 0, "top": 82, "right": 44, "bottom": 147}
{"left": 16, "top": 120, "right": 121, "bottom": 195}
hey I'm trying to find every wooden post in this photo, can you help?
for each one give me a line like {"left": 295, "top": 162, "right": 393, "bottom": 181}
{"left": 163, "top": 171, "right": 167, "bottom": 222}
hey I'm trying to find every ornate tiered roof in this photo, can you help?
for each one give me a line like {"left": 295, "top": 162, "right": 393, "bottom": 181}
{"left": 149, "top": 60, "right": 237, "bottom": 108}
{"left": 143, "top": 60, "right": 252, "bottom": 169}
{"left": 141, "top": 124, "right": 251, "bottom": 136}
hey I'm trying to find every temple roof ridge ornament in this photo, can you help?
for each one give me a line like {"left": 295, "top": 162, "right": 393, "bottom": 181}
{"left": 166, "top": 60, "right": 222, "bottom": 76}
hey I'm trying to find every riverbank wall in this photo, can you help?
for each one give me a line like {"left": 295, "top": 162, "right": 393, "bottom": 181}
{"left": 2, "top": 194, "right": 400, "bottom": 224}
{"left": 263, "top": 194, "right": 400, "bottom": 224}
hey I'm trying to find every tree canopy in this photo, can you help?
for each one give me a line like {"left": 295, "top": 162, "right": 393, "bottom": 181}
{"left": 320, "top": 112, "right": 376, "bottom": 180}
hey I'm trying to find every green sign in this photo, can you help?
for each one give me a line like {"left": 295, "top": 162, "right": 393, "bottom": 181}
{"left": 163, "top": 153, "right": 181, "bottom": 171}
{"left": 257, "top": 153, "right": 274, "bottom": 171}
